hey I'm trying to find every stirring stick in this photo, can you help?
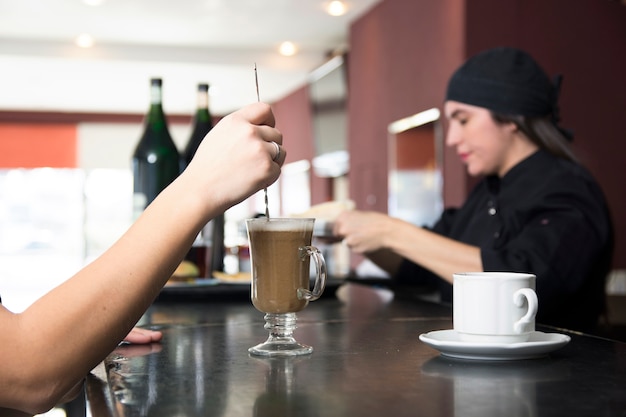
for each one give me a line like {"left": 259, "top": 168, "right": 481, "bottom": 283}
{"left": 254, "top": 63, "right": 270, "bottom": 220}
{"left": 254, "top": 63, "right": 260, "bottom": 102}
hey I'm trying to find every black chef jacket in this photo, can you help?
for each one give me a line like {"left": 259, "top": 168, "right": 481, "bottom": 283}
{"left": 396, "top": 150, "right": 614, "bottom": 331}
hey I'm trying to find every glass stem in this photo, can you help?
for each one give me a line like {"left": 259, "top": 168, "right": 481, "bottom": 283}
{"left": 264, "top": 313, "right": 297, "bottom": 341}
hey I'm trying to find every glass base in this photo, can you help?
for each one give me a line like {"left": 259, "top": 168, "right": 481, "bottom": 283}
{"left": 248, "top": 339, "right": 313, "bottom": 357}
{"left": 249, "top": 312, "right": 313, "bottom": 357}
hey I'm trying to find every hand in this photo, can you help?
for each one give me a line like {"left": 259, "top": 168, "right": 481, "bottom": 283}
{"left": 122, "top": 327, "right": 163, "bottom": 344}
{"left": 184, "top": 102, "right": 285, "bottom": 212}
{"left": 333, "top": 210, "right": 393, "bottom": 254}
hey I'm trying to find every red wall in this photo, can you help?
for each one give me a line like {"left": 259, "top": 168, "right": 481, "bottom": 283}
{"left": 0, "top": 124, "right": 77, "bottom": 168}
{"left": 346, "top": 0, "right": 626, "bottom": 267}
{"left": 348, "top": 0, "right": 468, "bottom": 214}
{"left": 272, "top": 85, "right": 314, "bottom": 164}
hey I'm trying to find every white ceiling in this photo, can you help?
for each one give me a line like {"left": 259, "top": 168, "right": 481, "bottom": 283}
{"left": 0, "top": 0, "right": 381, "bottom": 116}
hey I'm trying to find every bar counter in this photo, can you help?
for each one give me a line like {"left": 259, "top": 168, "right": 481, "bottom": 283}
{"left": 87, "top": 282, "right": 626, "bottom": 416}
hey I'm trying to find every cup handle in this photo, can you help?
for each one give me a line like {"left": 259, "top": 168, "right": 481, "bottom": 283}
{"left": 297, "top": 246, "right": 327, "bottom": 301}
{"left": 512, "top": 288, "right": 538, "bottom": 334}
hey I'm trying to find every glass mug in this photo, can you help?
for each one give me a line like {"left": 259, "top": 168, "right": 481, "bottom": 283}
{"left": 246, "top": 218, "right": 326, "bottom": 356}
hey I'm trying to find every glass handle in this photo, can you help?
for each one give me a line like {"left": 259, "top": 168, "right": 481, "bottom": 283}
{"left": 297, "top": 246, "right": 327, "bottom": 301}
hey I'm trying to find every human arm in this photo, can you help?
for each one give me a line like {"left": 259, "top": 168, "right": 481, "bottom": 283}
{"left": 333, "top": 210, "right": 483, "bottom": 283}
{"left": 0, "top": 329, "right": 162, "bottom": 417}
{"left": 0, "top": 102, "right": 284, "bottom": 414}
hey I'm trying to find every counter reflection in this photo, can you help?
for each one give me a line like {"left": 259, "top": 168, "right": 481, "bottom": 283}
{"left": 421, "top": 356, "right": 571, "bottom": 417}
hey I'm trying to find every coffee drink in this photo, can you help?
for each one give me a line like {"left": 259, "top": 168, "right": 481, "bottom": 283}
{"left": 248, "top": 220, "right": 313, "bottom": 314}
{"left": 246, "top": 217, "right": 326, "bottom": 356}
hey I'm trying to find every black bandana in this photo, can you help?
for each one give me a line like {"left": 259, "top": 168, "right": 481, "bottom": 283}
{"left": 445, "top": 47, "right": 572, "bottom": 139}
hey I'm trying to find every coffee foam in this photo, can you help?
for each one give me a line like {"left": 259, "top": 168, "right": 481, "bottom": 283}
{"left": 247, "top": 218, "right": 314, "bottom": 232}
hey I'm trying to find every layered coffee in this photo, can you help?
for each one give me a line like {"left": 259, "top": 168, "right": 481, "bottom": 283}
{"left": 248, "top": 220, "right": 313, "bottom": 314}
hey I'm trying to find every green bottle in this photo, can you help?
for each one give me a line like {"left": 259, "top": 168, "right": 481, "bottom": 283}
{"left": 132, "top": 78, "right": 180, "bottom": 213}
{"left": 182, "top": 83, "right": 225, "bottom": 274}
{"left": 182, "top": 83, "right": 213, "bottom": 167}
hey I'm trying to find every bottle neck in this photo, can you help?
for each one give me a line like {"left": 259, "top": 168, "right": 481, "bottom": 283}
{"left": 197, "top": 88, "right": 208, "bottom": 110}
{"left": 151, "top": 83, "right": 163, "bottom": 106}
{"left": 195, "top": 89, "right": 211, "bottom": 123}
{"left": 147, "top": 83, "right": 167, "bottom": 127}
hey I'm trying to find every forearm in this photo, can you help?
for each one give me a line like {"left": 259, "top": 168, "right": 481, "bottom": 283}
{"left": 385, "top": 218, "right": 483, "bottom": 284}
{"left": 364, "top": 249, "right": 405, "bottom": 276}
{"left": 2, "top": 173, "right": 213, "bottom": 412}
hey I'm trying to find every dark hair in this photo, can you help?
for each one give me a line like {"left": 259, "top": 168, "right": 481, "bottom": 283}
{"left": 491, "top": 113, "right": 577, "bottom": 163}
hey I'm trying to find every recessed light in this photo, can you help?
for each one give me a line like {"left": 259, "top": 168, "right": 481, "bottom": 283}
{"left": 75, "top": 33, "right": 95, "bottom": 48}
{"left": 83, "top": 0, "right": 105, "bottom": 6}
{"left": 279, "top": 41, "right": 298, "bottom": 57}
{"left": 326, "top": 1, "right": 347, "bottom": 16}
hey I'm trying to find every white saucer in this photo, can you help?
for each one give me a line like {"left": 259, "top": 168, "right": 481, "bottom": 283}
{"left": 419, "top": 329, "right": 570, "bottom": 361}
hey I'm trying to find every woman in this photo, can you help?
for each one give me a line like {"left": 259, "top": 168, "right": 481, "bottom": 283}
{"left": 334, "top": 47, "right": 613, "bottom": 333}
{"left": 0, "top": 102, "right": 285, "bottom": 414}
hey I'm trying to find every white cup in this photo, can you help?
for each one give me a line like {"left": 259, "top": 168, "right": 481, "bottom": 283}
{"left": 453, "top": 272, "right": 538, "bottom": 343}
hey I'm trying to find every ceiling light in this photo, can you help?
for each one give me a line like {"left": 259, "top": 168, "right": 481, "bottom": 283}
{"left": 326, "top": 1, "right": 347, "bottom": 16}
{"left": 279, "top": 41, "right": 298, "bottom": 57}
{"left": 75, "top": 33, "right": 95, "bottom": 48}
{"left": 82, "top": 0, "right": 105, "bottom": 6}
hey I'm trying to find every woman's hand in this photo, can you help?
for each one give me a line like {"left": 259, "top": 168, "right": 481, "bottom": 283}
{"left": 184, "top": 102, "right": 285, "bottom": 213}
{"left": 335, "top": 209, "right": 483, "bottom": 283}
{"left": 333, "top": 210, "right": 394, "bottom": 254}
{"left": 122, "top": 327, "right": 163, "bottom": 344}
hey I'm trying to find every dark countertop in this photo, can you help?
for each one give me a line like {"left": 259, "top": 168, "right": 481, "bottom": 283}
{"left": 87, "top": 282, "right": 626, "bottom": 417}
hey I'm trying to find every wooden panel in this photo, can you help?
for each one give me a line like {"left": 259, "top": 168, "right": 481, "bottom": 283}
{"left": 0, "top": 110, "right": 193, "bottom": 124}
{"left": 395, "top": 126, "right": 436, "bottom": 170}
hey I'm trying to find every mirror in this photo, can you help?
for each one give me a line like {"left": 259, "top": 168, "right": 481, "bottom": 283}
{"left": 387, "top": 108, "right": 443, "bottom": 227}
